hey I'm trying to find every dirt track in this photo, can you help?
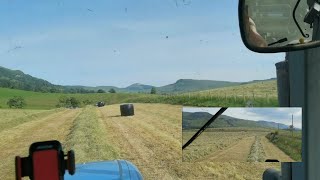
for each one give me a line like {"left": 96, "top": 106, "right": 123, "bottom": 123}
{"left": 192, "top": 134, "right": 293, "bottom": 163}
{"left": 261, "top": 137, "right": 294, "bottom": 162}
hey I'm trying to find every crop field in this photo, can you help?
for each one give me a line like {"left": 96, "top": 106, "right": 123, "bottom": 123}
{"left": 0, "top": 80, "right": 278, "bottom": 110}
{"left": 183, "top": 128, "right": 295, "bottom": 163}
{"left": 0, "top": 103, "right": 282, "bottom": 180}
{"left": 189, "top": 80, "right": 277, "bottom": 98}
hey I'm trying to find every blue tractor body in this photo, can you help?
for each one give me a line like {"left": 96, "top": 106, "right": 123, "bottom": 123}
{"left": 65, "top": 160, "right": 143, "bottom": 180}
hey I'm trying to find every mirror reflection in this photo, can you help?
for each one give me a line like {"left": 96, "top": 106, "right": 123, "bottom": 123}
{"left": 244, "top": 0, "right": 313, "bottom": 48}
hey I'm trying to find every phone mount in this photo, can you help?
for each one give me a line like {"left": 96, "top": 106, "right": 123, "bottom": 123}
{"left": 15, "top": 140, "right": 75, "bottom": 180}
{"left": 304, "top": 2, "right": 320, "bottom": 27}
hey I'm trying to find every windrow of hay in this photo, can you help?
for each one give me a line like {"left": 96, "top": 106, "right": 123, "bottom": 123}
{"left": 64, "top": 106, "right": 119, "bottom": 163}
{"left": 0, "top": 108, "right": 64, "bottom": 133}
{"left": 182, "top": 130, "right": 267, "bottom": 162}
{"left": 247, "top": 136, "right": 266, "bottom": 162}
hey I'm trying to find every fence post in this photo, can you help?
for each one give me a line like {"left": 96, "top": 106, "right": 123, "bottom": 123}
{"left": 225, "top": 93, "right": 227, "bottom": 102}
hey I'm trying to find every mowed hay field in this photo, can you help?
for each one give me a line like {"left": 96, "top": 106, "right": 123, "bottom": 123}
{"left": 0, "top": 103, "right": 280, "bottom": 180}
{"left": 183, "top": 129, "right": 294, "bottom": 163}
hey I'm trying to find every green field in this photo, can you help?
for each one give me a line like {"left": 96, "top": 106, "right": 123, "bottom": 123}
{"left": 266, "top": 130, "right": 302, "bottom": 161}
{"left": 188, "top": 80, "right": 277, "bottom": 98}
{"left": 0, "top": 80, "right": 278, "bottom": 109}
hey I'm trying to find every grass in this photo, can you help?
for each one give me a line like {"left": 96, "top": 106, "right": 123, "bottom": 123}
{"left": 64, "top": 106, "right": 119, "bottom": 163}
{"left": 0, "top": 108, "right": 80, "bottom": 180}
{"left": 0, "top": 82, "right": 278, "bottom": 110}
{"left": 0, "top": 104, "right": 281, "bottom": 180}
{"left": 0, "top": 108, "right": 63, "bottom": 133}
{"left": 247, "top": 136, "right": 266, "bottom": 162}
{"left": 182, "top": 129, "right": 269, "bottom": 162}
{"left": 266, "top": 130, "right": 302, "bottom": 161}
{"left": 189, "top": 80, "right": 277, "bottom": 98}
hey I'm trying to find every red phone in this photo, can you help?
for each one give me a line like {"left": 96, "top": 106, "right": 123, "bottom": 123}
{"left": 32, "top": 149, "right": 60, "bottom": 180}
{"left": 15, "top": 140, "right": 75, "bottom": 180}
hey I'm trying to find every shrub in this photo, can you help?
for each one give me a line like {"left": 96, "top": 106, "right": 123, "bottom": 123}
{"left": 56, "top": 96, "right": 81, "bottom": 108}
{"left": 7, "top": 96, "right": 26, "bottom": 109}
{"left": 150, "top": 87, "right": 157, "bottom": 94}
{"left": 97, "top": 89, "right": 106, "bottom": 93}
{"left": 108, "top": 88, "right": 116, "bottom": 93}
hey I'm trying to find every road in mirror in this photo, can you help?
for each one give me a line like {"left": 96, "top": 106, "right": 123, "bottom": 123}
{"left": 243, "top": 0, "right": 315, "bottom": 48}
{"left": 182, "top": 107, "right": 302, "bottom": 162}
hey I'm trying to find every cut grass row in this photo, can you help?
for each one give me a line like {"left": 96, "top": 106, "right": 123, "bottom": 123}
{"left": 182, "top": 130, "right": 269, "bottom": 162}
{"left": 64, "top": 106, "right": 119, "bottom": 163}
{"left": 247, "top": 136, "right": 266, "bottom": 162}
{"left": 0, "top": 108, "right": 64, "bottom": 133}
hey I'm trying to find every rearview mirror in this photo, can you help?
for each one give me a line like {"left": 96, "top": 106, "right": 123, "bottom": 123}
{"left": 239, "top": 0, "right": 320, "bottom": 53}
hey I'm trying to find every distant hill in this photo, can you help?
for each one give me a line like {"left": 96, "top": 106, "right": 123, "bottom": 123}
{"left": 0, "top": 66, "right": 95, "bottom": 93}
{"left": 0, "top": 66, "right": 276, "bottom": 94}
{"left": 182, "top": 112, "right": 290, "bottom": 130}
{"left": 125, "top": 83, "right": 154, "bottom": 93}
{"left": 256, "top": 120, "right": 289, "bottom": 129}
{"left": 157, "top": 79, "right": 240, "bottom": 93}
{"left": 65, "top": 84, "right": 153, "bottom": 93}
{"left": 0, "top": 66, "right": 63, "bottom": 93}
{"left": 240, "top": 78, "right": 277, "bottom": 85}
{"left": 70, "top": 79, "right": 242, "bottom": 93}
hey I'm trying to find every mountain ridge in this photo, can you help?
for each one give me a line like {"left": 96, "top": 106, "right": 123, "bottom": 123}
{"left": 0, "top": 66, "right": 276, "bottom": 93}
{"left": 182, "top": 112, "right": 294, "bottom": 130}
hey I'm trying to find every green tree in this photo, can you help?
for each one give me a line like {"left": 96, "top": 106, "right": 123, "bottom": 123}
{"left": 97, "top": 89, "right": 106, "bottom": 93}
{"left": 69, "top": 97, "right": 80, "bottom": 108}
{"left": 150, "top": 87, "right": 157, "bottom": 94}
{"left": 7, "top": 96, "right": 26, "bottom": 108}
{"left": 56, "top": 96, "right": 80, "bottom": 108}
{"left": 108, "top": 88, "right": 116, "bottom": 93}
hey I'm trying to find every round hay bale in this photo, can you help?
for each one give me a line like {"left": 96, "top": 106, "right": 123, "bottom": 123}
{"left": 120, "top": 104, "right": 134, "bottom": 116}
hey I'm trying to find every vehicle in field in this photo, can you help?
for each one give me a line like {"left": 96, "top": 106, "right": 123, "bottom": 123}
{"left": 96, "top": 101, "right": 106, "bottom": 107}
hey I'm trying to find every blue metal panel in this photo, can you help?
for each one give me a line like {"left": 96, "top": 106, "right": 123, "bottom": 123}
{"left": 65, "top": 160, "right": 143, "bottom": 180}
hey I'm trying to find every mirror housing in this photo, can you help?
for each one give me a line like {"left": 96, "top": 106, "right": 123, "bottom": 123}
{"left": 238, "top": 0, "right": 320, "bottom": 53}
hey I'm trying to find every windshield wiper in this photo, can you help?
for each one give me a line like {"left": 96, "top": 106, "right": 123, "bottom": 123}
{"left": 268, "top": 38, "right": 288, "bottom": 46}
{"left": 182, "top": 107, "right": 228, "bottom": 150}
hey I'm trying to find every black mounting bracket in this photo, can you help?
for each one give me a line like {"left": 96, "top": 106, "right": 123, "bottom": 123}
{"left": 304, "top": 2, "right": 320, "bottom": 26}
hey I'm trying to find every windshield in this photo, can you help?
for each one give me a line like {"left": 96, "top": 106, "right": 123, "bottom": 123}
{"left": 0, "top": 1, "right": 285, "bottom": 180}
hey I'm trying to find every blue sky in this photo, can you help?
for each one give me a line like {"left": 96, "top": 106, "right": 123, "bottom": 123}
{"left": 183, "top": 107, "right": 302, "bottom": 128}
{"left": 0, "top": 0, "right": 284, "bottom": 87}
